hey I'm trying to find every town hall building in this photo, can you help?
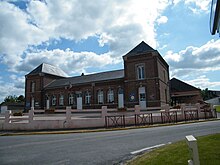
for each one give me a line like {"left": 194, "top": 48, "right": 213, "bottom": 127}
{"left": 25, "top": 41, "right": 170, "bottom": 110}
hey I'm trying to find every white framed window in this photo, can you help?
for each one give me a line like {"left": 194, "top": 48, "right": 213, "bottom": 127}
{"left": 52, "top": 95, "right": 56, "bottom": 106}
{"left": 85, "top": 91, "right": 91, "bottom": 104}
{"left": 140, "top": 93, "right": 146, "bottom": 101}
{"left": 31, "top": 82, "right": 35, "bottom": 92}
{"left": 107, "top": 89, "right": 114, "bottom": 103}
{"left": 137, "top": 65, "right": 145, "bottom": 80}
{"left": 98, "top": 90, "right": 104, "bottom": 104}
{"left": 59, "top": 94, "right": 64, "bottom": 106}
{"left": 69, "top": 93, "right": 74, "bottom": 105}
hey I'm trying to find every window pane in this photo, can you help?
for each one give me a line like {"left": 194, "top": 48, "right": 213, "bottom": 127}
{"left": 108, "top": 89, "right": 114, "bottom": 103}
{"left": 59, "top": 95, "right": 64, "bottom": 105}
{"left": 98, "top": 90, "right": 103, "bottom": 104}
{"left": 137, "top": 65, "right": 145, "bottom": 79}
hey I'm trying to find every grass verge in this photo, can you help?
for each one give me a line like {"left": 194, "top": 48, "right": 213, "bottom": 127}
{"left": 127, "top": 133, "right": 220, "bottom": 165}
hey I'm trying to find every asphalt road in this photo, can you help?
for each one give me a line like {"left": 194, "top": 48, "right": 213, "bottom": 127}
{"left": 0, "top": 120, "right": 220, "bottom": 165}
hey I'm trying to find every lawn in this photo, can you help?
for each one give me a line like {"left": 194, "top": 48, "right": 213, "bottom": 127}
{"left": 215, "top": 105, "right": 220, "bottom": 113}
{"left": 127, "top": 133, "right": 220, "bottom": 165}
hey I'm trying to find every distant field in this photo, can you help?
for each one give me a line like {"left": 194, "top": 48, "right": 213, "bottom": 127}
{"left": 127, "top": 133, "right": 220, "bottom": 165}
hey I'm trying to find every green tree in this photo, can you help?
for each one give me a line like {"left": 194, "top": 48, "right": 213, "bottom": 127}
{"left": 4, "top": 95, "right": 18, "bottom": 103}
{"left": 17, "top": 95, "right": 25, "bottom": 102}
{"left": 201, "top": 88, "right": 208, "bottom": 100}
{"left": 2, "top": 95, "right": 25, "bottom": 104}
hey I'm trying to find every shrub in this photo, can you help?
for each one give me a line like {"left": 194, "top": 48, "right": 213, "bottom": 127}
{"left": 117, "top": 107, "right": 127, "bottom": 112}
{"left": 13, "top": 112, "right": 23, "bottom": 116}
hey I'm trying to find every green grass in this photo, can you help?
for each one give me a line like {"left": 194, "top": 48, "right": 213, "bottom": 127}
{"left": 216, "top": 106, "right": 220, "bottom": 113}
{"left": 127, "top": 133, "right": 220, "bottom": 165}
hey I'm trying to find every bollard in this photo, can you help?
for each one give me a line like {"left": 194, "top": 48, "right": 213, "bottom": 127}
{"left": 195, "top": 103, "right": 201, "bottom": 119}
{"left": 101, "top": 106, "right": 108, "bottom": 118}
{"left": 66, "top": 106, "right": 72, "bottom": 122}
{"left": 135, "top": 105, "right": 141, "bottom": 115}
{"left": 4, "top": 110, "right": 10, "bottom": 123}
{"left": 185, "top": 135, "right": 200, "bottom": 165}
{"left": 181, "top": 104, "right": 186, "bottom": 120}
{"left": 29, "top": 107, "right": 34, "bottom": 122}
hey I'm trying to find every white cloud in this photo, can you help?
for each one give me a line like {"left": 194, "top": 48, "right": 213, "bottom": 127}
{"left": 166, "top": 39, "right": 220, "bottom": 78}
{"left": 185, "top": 0, "right": 210, "bottom": 13}
{"left": 187, "top": 75, "right": 220, "bottom": 90}
{"left": 156, "top": 16, "right": 168, "bottom": 24}
{"left": 0, "top": 1, "right": 49, "bottom": 68}
{"left": 0, "top": 0, "right": 172, "bottom": 72}
{"left": 0, "top": 81, "right": 24, "bottom": 102}
{"left": 173, "top": 0, "right": 211, "bottom": 14}
{"left": 15, "top": 49, "right": 121, "bottom": 75}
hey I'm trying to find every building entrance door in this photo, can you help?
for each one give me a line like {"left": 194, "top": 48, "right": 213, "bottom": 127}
{"left": 77, "top": 93, "right": 82, "bottom": 110}
{"left": 139, "top": 87, "right": 146, "bottom": 109}
{"left": 118, "top": 88, "right": 124, "bottom": 108}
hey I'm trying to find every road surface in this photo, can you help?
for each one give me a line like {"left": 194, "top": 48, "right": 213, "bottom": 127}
{"left": 0, "top": 120, "right": 219, "bottom": 165}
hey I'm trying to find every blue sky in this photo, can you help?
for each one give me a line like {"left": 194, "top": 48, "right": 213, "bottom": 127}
{"left": 0, "top": 0, "right": 220, "bottom": 102}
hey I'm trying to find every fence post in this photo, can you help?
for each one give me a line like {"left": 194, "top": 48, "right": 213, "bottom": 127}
{"left": 4, "top": 110, "right": 10, "bottom": 123}
{"left": 181, "top": 104, "right": 186, "bottom": 120}
{"left": 185, "top": 135, "right": 200, "bottom": 165}
{"left": 195, "top": 103, "right": 201, "bottom": 119}
{"left": 101, "top": 106, "right": 108, "bottom": 118}
{"left": 29, "top": 107, "right": 34, "bottom": 123}
{"left": 66, "top": 106, "right": 71, "bottom": 122}
{"left": 135, "top": 105, "right": 141, "bottom": 115}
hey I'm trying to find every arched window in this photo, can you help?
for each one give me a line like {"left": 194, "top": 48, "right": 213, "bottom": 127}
{"left": 137, "top": 65, "right": 145, "bottom": 80}
{"left": 52, "top": 95, "right": 56, "bottom": 106}
{"left": 107, "top": 89, "right": 114, "bottom": 103}
{"left": 59, "top": 94, "right": 64, "bottom": 106}
{"left": 85, "top": 91, "right": 91, "bottom": 104}
{"left": 97, "top": 90, "right": 103, "bottom": 104}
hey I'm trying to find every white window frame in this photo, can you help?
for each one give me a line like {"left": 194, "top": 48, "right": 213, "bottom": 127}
{"left": 85, "top": 91, "right": 91, "bottom": 104}
{"left": 59, "top": 94, "right": 64, "bottom": 106}
{"left": 137, "top": 65, "right": 145, "bottom": 80}
{"left": 107, "top": 89, "right": 114, "bottom": 103}
{"left": 69, "top": 93, "right": 74, "bottom": 105}
{"left": 98, "top": 90, "right": 104, "bottom": 104}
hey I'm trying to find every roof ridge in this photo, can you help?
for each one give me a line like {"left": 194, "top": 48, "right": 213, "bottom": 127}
{"left": 124, "top": 41, "right": 155, "bottom": 57}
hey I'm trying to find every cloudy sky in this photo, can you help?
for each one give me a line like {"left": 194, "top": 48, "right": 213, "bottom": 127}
{"left": 0, "top": 0, "right": 220, "bottom": 102}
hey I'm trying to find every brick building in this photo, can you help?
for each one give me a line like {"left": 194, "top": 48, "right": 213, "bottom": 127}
{"left": 25, "top": 41, "right": 170, "bottom": 110}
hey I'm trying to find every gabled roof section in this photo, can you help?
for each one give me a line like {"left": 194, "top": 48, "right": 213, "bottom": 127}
{"left": 170, "top": 78, "right": 200, "bottom": 92}
{"left": 27, "top": 63, "right": 68, "bottom": 77}
{"left": 124, "top": 41, "right": 155, "bottom": 57}
{"left": 45, "top": 69, "right": 124, "bottom": 89}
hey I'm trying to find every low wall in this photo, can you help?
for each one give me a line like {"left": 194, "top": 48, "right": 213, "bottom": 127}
{"left": 1, "top": 104, "right": 216, "bottom": 131}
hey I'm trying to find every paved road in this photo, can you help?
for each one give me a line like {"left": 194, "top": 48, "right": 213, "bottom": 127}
{"left": 0, "top": 120, "right": 220, "bottom": 165}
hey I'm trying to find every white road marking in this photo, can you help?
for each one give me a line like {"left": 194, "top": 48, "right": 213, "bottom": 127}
{"left": 130, "top": 142, "right": 171, "bottom": 155}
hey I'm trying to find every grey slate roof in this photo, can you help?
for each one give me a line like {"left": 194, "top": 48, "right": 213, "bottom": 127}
{"left": 124, "top": 41, "right": 155, "bottom": 57}
{"left": 170, "top": 78, "right": 200, "bottom": 92}
{"left": 45, "top": 69, "right": 124, "bottom": 89}
{"left": 27, "top": 63, "right": 68, "bottom": 77}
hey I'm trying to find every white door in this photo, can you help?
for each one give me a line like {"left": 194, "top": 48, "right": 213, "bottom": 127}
{"left": 46, "top": 99, "right": 50, "bottom": 109}
{"left": 118, "top": 88, "right": 124, "bottom": 108}
{"left": 118, "top": 94, "right": 124, "bottom": 108}
{"left": 139, "top": 87, "right": 146, "bottom": 109}
{"left": 31, "top": 97, "right": 35, "bottom": 108}
{"left": 77, "top": 95, "right": 82, "bottom": 110}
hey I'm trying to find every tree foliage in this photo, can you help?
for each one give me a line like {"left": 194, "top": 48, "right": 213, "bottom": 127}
{"left": 3, "top": 95, "right": 25, "bottom": 104}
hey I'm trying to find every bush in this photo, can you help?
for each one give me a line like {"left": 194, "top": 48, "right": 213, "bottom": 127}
{"left": 13, "top": 112, "right": 23, "bottom": 116}
{"left": 117, "top": 107, "right": 127, "bottom": 112}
